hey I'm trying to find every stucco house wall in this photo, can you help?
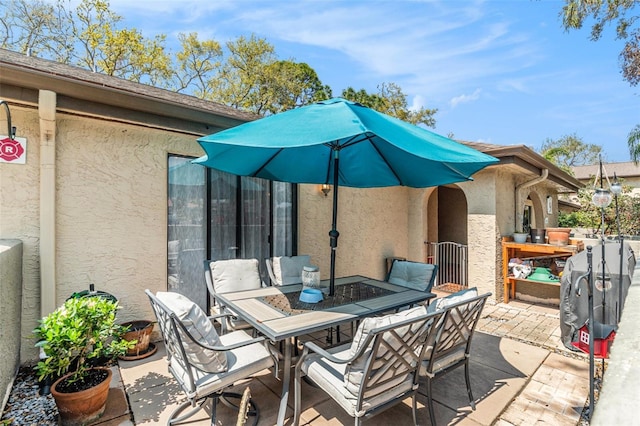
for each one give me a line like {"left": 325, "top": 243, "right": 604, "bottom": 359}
{"left": 459, "top": 170, "right": 500, "bottom": 298}
{"left": 0, "top": 240, "right": 22, "bottom": 409}
{"left": 298, "top": 185, "right": 410, "bottom": 281}
{"left": 2, "top": 103, "right": 210, "bottom": 362}
{"left": 2, "top": 107, "right": 44, "bottom": 363}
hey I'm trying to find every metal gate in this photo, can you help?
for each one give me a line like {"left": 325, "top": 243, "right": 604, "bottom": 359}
{"left": 425, "top": 241, "right": 468, "bottom": 288}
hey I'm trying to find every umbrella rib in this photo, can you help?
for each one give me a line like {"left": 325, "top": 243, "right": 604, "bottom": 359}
{"left": 367, "top": 137, "right": 403, "bottom": 184}
{"left": 252, "top": 148, "right": 284, "bottom": 177}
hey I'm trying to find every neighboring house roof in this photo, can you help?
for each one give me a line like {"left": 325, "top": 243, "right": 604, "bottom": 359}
{"left": 460, "top": 141, "right": 583, "bottom": 193}
{"left": 573, "top": 161, "right": 640, "bottom": 181}
{"left": 558, "top": 199, "right": 581, "bottom": 212}
{"left": 0, "top": 48, "right": 257, "bottom": 134}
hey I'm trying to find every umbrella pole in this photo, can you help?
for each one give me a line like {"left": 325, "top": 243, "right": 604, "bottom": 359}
{"left": 329, "top": 150, "right": 340, "bottom": 296}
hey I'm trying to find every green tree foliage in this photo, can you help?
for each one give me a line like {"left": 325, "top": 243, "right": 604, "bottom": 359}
{"left": 341, "top": 83, "right": 438, "bottom": 127}
{"left": 0, "top": 0, "right": 72, "bottom": 61}
{"left": 172, "top": 32, "right": 222, "bottom": 96}
{"left": 628, "top": 124, "right": 640, "bottom": 163}
{"left": 562, "top": 0, "right": 640, "bottom": 87}
{"left": 263, "top": 61, "right": 332, "bottom": 114}
{"left": 0, "top": 0, "right": 436, "bottom": 120}
{"left": 560, "top": 177, "right": 640, "bottom": 236}
{"left": 540, "top": 134, "right": 602, "bottom": 175}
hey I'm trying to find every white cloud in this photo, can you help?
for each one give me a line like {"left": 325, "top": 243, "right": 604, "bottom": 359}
{"left": 450, "top": 89, "right": 482, "bottom": 108}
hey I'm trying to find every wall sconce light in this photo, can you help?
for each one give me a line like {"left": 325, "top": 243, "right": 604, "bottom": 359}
{"left": 321, "top": 184, "right": 331, "bottom": 197}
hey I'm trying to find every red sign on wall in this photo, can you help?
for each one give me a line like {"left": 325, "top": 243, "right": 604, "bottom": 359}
{"left": 0, "top": 137, "right": 27, "bottom": 164}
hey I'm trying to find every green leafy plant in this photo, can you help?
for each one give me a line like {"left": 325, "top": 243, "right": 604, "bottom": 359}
{"left": 34, "top": 296, "right": 134, "bottom": 385}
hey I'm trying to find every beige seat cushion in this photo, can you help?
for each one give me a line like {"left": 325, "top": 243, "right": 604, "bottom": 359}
{"left": 272, "top": 255, "right": 311, "bottom": 286}
{"left": 156, "top": 291, "right": 227, "bottom": 373}
{"left": 300, "top": 344, "right": 415, "bottom": 417}
{"left": 170, "top": 329, "right": 274, "bottom": 401}
{"left": 209, "top": 259, "right": 262, "bottom": 294}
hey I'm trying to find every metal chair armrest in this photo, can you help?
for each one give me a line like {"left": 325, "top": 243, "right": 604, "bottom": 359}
{"left": 301, "top": 341, "right": 353, "bottom": 364}
{"left": 174, "top": 316, "right": 267, "bottom": 352}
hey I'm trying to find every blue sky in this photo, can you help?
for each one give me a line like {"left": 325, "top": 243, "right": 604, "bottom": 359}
{"left": 109, "top": 0, "right": 639, "bottom": 163}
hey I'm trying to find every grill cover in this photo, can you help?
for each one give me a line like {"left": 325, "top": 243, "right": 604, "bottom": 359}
{"left": 559, "top": 241, "right": 636, "bottom": 351}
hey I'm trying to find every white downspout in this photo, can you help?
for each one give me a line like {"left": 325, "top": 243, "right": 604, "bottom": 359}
{"left": 39, "top": 90, "right": 57, "bottom": 317}
{"left": 515, "top": 169, "right": 549, "bottom": 232}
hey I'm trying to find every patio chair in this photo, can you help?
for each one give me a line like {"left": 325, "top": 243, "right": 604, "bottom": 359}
{"left": 204, "top": 258, "right": 263, "bottom": 333}
{"left": 420, "top": 288, "right": 490, "bottom": 425}
{"left": 293, "top": 305, "right": 446, "bottom": 426}
{"left": 386, "top": 259, "right": 438, "bottom": 293}
{"left": 384, "top": 260, "right": 438, "bottom": 312}
{"left": 265, "top": 255, "right": 311, "bottom": 286}
{"left": 145, "top": 289, "right": 276, "bottom": 426}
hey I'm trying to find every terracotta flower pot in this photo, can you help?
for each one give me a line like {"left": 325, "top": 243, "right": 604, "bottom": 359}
{"left": 51, "top": 367, "right": 112, "bottom": 426}
{"left": 121, "top": 320, "right": 154, "bottom": 356}
{"left": 546, "top": 227, "right": 571, "bottom": 246}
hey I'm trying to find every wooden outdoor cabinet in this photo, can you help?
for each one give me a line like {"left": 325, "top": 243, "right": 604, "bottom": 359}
{"left": 502, "top": 238, "right": 584, "bottom": 304}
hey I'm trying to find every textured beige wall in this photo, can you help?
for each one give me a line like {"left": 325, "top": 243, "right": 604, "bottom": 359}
{"left": 0, "top": 107, "right": 42, "bottom": 363}
{"left": 55, "top": 114, "right": 202, "bottom": 317}
{"left": 0, "top": 240, "right": 22, "bottom": 410}
{"left": 298, "top": 185, "right": 410, "bottom": 281}
{"left": 458, "top": 170, "right": 500, "bottom": 298}
{"left": 0, "top": 106, "right": 205, "bottom": 363}
{"left": 407, "top": 187, "right": 436, "bottom": 262}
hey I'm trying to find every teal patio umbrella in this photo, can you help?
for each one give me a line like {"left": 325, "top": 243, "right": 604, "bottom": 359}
{"left": 194, "top": 98, "right": 498, "bottom": 295}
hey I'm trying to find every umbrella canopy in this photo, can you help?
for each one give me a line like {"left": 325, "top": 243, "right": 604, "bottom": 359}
{"left": 194, "top": 98, "right": 498, "bottom": 294}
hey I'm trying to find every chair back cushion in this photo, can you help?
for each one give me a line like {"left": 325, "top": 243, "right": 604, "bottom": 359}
{"left": 428, "top": 287, "right": 478, "bottom": 313}
{"left": 156, "top": 291, "right": 228, "bottom": 373}
{"left": 209, "top": 259, "right": 262, "bottom": 294}
{"left": 272, "top": 255, "right": 311, "bottom": 286}
{"left": 344, "top": 305, "right": 429, "bottom": 397}
{"left": 387, "top": 261, "right": 437, "bottom": 291}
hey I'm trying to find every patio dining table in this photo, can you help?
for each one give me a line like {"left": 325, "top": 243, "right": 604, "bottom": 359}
{"left": 212, "top": 274, "right": 436, "bottom": 425}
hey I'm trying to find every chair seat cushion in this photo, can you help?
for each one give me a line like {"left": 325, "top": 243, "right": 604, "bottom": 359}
{"left": 209, "top": 259, "right": 262, "bottom": 294}
{"left": 156, "top": 291, "right": 228, "bottom": 373}
{"left": 272, "top": 255, "right": 311, "bottom": 285}
{"left": 171, "top": 329, "right": 274, "bottom": 401}
{"left": 419, "top": 346, "right": 466, "bottom": 377}
{"left": 388, "top": 261, "right": 436, "bottom": 291}
{"left": 345, "top": 306, "right": 428, "bottom": 397}
{"left": 301, "top": 344, "right": 415, "bottom": 417}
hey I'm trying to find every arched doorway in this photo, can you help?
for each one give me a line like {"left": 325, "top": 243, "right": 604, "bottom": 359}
{"left": 426, "top": 185, "right": 469, "bottom": 288}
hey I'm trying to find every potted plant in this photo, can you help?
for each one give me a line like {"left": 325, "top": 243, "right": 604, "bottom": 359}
{"left": 34, "top": 296, "right": 134, "bottom": 426}
{"left": 119, "top": 319, "right": 156, "bottom": 360}
{"left": 513, "top": 224, "right": 530, "bottom": 243}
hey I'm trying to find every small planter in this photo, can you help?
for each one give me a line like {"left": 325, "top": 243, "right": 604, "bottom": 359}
{"left": 119, "top": 320, "right": 156, "bottom": 360}
{"left": 546, "top": 227, "right": 571, "bottom": 246}
{"left": 51, "top": 367, "right": 112, "bottom": 426}
{"left": 529, "top": 228, "right": 546, "bottom": 244}
{"left": 513, "top": 232, "right": 528, "bottom": 243}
